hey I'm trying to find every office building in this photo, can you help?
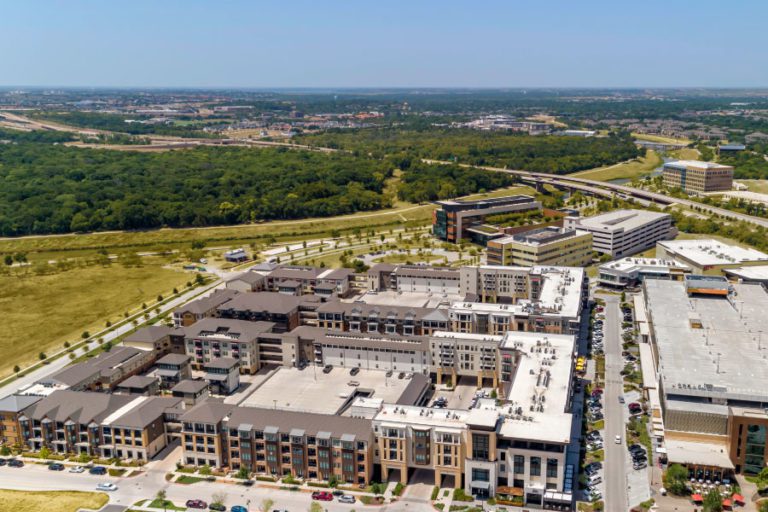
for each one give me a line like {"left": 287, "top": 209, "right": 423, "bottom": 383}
{"left": 564, "top": 209, "right": 673, "bottom": 257}
{"left": 663, "top": 160, "right": 734, "bottom": 193}
{"left": 597, "top": 257, "right": 690, "bottom": 288}
{"left": 486, "top": 227, "right": 592, "bottom": 267}
{"left": 433, "top": 196, "right": 541, "bottom": 243}
{"left": 656, "top": 239, "right": 768, "bottom": 275}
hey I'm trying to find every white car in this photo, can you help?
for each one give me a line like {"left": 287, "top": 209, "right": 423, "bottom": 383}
{"left": 96, "top": 482, "right": 117, "bottom": 492}
{"left": 615, "top": 435, "right": 622, "bottom": 444}
{"left": 69, "top": 465, "right": 86, "bottom": 473}
{"left": 339, "top": 495, "right": 356, "bottom": 504}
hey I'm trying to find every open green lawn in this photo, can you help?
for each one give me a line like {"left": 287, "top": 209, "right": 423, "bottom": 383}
{"left": 737, "top": 179, "right": 768, "bottom": 194}
{"left": 668, "top": 147, "right": 700, "bottom": 160}
{"left": 0, "top": 489, "right": 108, "bottom": 512}
{"left": 631, "top": 132, "right": 691, "bottom": 145}
{"left": 0, "top": 259, "right": 189, "bottom": 377}
{"left": 572, "top": 151, "right": 661, "bottom": 182}
{"left": 456, "top": 185, "right": 537, "bottom": 200}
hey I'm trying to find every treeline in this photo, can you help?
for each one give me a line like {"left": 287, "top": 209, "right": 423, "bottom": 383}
{"left": 397, "top": 162, "right": 517, "bottom": 203}
{"left": 297, "top": 128, "right": 641, "bottom": 174}
{"left": 31, "top": 112, "right": 214, "bottom": 138}
{"left": 719, "top": 151, "right": 768, "bottom": 179}
{"left": 0, "top": 144, "right": 392, "bottom": 236}
{"left": 0, "top": 127, "right": 75, "bottom": 144}
{"left": 671, "top": 210, "right": 768, "bottom": 253}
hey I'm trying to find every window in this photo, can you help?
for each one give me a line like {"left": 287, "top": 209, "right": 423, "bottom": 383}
{"left": 546, "top": 458, "right": 558, "bottom": 478}
{"left": 471, "top": 468, "right": 490, "bottom": 482}
{"left": 530, "top": 456, "right": 541, "bottom": 477}
{"left": 472, "top": 433, "right": 490, "bottom": 461}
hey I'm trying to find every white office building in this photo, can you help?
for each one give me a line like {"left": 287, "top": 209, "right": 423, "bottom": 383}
{"left": 564, "top": 209, "right": 673, "bottom": 257}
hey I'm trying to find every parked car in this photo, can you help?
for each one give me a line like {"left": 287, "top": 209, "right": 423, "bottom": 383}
{"left": 332, "top": 489, "right": 345, "bottom": 496}
{"left": 8, "top": 459, "right": 24, "bottom": 468}
{"left": 209, "top": 504, "right": 227, "bottom": 511}
{"left": 89, "top": 466, "right": 107, "bottom": 475}
{"left": 186, "top": 500, "right": 208, "bottom": 509}
{"left": 618, "top": 395, "right": 625, "bottom": 404}
{"left": 615, "top": 435, "right": 621, "bottom": 444}
{"left": 349, "top": 367, "right": 360, "bottom": 376}
{"left": 69, "top": 465, "right": 86, "bottom": 473}
{"left": 48, "top": 462, "right": 65, "bottom": 471}
{"left": 231, "top": 507, "right": 248, "bottom": 512}
{"left": 96, "top": 483, "right": 117, "bottom": 492}
{"left": 628, "top": 444, "right": 644, "bottom": 454}
{"left": 633, "top": 461, "right": 647, "bottom": 470}
{"left": 339, "top": 495, "right": 356, "bottom": 504}
{"left": 323, "top": 365, "right": 333, "bottom": 374}
{"left": 312, "top": 491, "right": 333, "bottom": 501}
{"left": 0, "top": 458, "right": 6, "bottom": 466}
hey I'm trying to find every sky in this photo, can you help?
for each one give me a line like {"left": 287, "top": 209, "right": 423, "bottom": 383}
{"left": 2, "top": 0, "right": 767, "bottom": 89}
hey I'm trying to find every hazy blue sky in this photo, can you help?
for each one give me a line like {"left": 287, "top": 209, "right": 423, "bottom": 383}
{"left": 2, "top": 0, "right": 767, "bottom": 88}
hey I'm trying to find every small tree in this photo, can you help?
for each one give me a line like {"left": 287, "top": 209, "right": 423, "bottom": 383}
{"left": 0, "top": 446, "right": 11, "bottom": 456}
{"left": 703, "top": 488, "right": 722, "bottom": 512}
{"left": 173, "top": 287, "right": 178, "bottom": 294}
{"left": 199, "top": 464, "right": 212, "bottom": 476}
{"left": 13, "top": 365, "right": 20, "bottom": 373}
{"left": 236, "top": 466, "right": 250, "bottom": 480}
{"left": 81, "top": 331, "right": 90, "bottom": 339}
{"left": 63, "top": 341, "right": 70, "bottom": 348}
{"left": 663, "top": 463, "right": 689, "bottom": 495}
{"left": 310, "top": 502, "right": 323, "bottom": 512}
{"left": 4, "top": 255, "right": 12, "bottom": 266}
{"left": 157, "top": 295, "right": 163, "bottom": 302}
{"left": 211, "top": 492, "right": 226, "bottom": 507}
{"left": 105, "top": 320, "right": 112, "bottom": 327}
{"left": 155, "top": 489, "right": 167, "bottom": 503}
{"left": 39, "top": 446, "right": 50, "bottom": 460}
{"left": 38, "top": 352, "right": 47, "bottom": 361}
{"left": 261, "top": 498, "right": 274, "bottom": 512}
{"left": 79, "top": 451, "right": 91, "bottom": 463}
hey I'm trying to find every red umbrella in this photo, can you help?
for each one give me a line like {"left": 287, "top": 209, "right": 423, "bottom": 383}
{"left": 722, "top": 498, "right": 732, "bottom": 509}
{"left": 691, "top": 493, "right": 703, "bottom": 502}
{"left": 732, "top": 493, "right": 745, "bottom": 504}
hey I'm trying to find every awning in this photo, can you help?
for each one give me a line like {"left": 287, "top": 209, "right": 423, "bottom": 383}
{"left": 733, "top": 493, "right": 745, "bottom": 503}
{"left": 497, "top": 486, "right": 524, "bottom": 497}
{"left": 692, "top": 494, "right": 703, "bottom": 502}
{"left": 722, "top": 498, "right": 732, "bottom": 508}
{"left": 471, "top": 481, "right": 491, "bottom": 490}
{"left": 543, "top": 491, "right": 573, "bottom": 503}
{"left": 157, "top": 369, "right": 180, "bottom": 377}
{"left": 205, "top": 373, "right": 228, "bottom": 381}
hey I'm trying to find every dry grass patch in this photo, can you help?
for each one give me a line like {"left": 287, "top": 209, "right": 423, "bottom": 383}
{"left": 0, "top": 489, "right": 109, "bottom": 512}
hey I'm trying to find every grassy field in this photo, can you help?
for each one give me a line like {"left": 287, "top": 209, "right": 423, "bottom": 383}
{"left": 668, "top": 147, "right": 700, "bottom": 160}
{"left": 0, "top": 202, "right": 434, "bottom": 257}
{"left": 631, "top": 132, "right": 691, "bottom": 145}
{"left": 0, "top": 489, "right": 108, "bottom": 512}
{"left": 737, "top": 179, "right": 768, "bottom": 193}
{"left": 572, "top": 151, "right": 662, "bottom": 181}
{"left": 0, "top": 259, "right": 189, "bottom": 377}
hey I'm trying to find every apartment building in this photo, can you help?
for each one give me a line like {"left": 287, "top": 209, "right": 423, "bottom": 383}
{"left": 486, "top": 227, "right": 593, "bottom": 267}
{"left": 367, "top": 264, "right": 461, "bottom": 296}
{"left": 564, "top": 209, "right": 673, "bottom": 257}
{"left": 172, "top": 380, "right": 210, "bottom": 407}
{"left": 182, "top": 318, "right": 278, "bottom": 373}
{"left": 155, "top": 353, "right": 192, "bottom": 389}
{"left": 173, "top": 289, "right": 238, "bottom": 327}
{"left": 225, "top": 270, "right": 266, "bottom": 292}
{"left": 40, "top": 346, "right": 157, "bottom": 391}
{"left": 204, "top": 358, "right": 240, "bottom": 395}
{"left": 597, "top": 257, "right": 691, "bottom": 288}
{"left": 656, "top": 239, "right": 768, "bottom": 275}
{"left": 124, "top": 325, "right": 185, "bottom": 357}
{"left": 373, "top": 404, "right": 468, "bottom": 486}
{"left": 433, "top": 196, "right": 541, "bottom": 243}
{"left": 19, "top": 390, "right": 182, "bottom": 460}
{"left": 430, "top": 332, "right": 502, "bottom": 388}
{"left": 265, "top": 266, "right": 354, "bottom": 297}
{"left": 180, "top": 400, "right": 235, "bottom": 468}
{"left": 316, "top": 302, "right": 450, "bottom": 336}
{"left": 226, "top": 407, "right": 374, "bottom": 484}
{"left": 215, "top": 292, "right": 310, "bottom": 333}
{"left": 0, "top": 394, "right": 41, "bottom": 447}
{"left": 663, "top": 160, "right": 734, "bottom": 193}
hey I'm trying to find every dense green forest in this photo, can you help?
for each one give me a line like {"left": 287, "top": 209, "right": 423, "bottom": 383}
{"left": 0, "top": 143, "right": 394, "bottom": 236}
{"left": 397, "top": 162, "right": 517, "bottom": 203}
{"left": 0, "top": 127, "right": 75, "bottom": 144}
{"left": 719, "top": 151, "right": 768, "bottom": 179}
{"left": 31, "top": 112, "right": 214, "bottom": 138}
{"left": 297, "top": 129, "right": 642, "bottom": 174}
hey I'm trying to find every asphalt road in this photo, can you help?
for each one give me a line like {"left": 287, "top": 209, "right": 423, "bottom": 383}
{"left": 602, "top": 295, "right": 629, "bottom": 512}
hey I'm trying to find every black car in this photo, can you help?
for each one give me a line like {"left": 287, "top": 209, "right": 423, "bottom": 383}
{"left": 349, "top": 367, "right": 360, "bottom": 376}
{"left": 209, "top": 504, "right": 227, "bottom": 511}
{"left": 322, "top": 365, "right": 333, "bottom": 374}
{"left": 8, "top": 459, "right": 24, "bottom": 468}
{"left": 0, "top": 459, "right": 7, "bottom": 466}
{"left": 89, "top": 465, "right": 107, "bottom": 475}
{"left": 332, "top": 489, "right": 345, "bottom": 496}
{"left": 628, "top": 444, "right": 644, "bottom": 453}
{"left": 48, "top": 462, "right": 65, "bottom": 471}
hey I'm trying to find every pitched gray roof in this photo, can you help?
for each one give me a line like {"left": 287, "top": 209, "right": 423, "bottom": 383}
{"left": 110, "top": 396, "right": 183, "bottom": 429}
{"left": 205, "top": 357, "right": 239, "bottom": 370}
{"left": 21, "top": 390, "right": 136, "bottom": 424}
{"left": 226, "top": 406, "right": 372, "bottom": 440}
{"left": 124, "top": 325, "right": 175, "bottom": 344}
{"left": 45, "top": 346, "right": 146, "bottom": 387}
{"left": 0, "top": 394, "right": 42, "bottom": 413}
{"left": 172, "top": 379, "right": 208, "bottom": 394}
{"left": 179, "top": 398, "right": 234, "bottom": 424}
{"left": 157, "top": 353, "right": 190, "bottom": 366}
{"left": 176, "top": 289, "right": 239, "bottom": 316}
{"left": 216, "top": 291, "right": 303, "bottom": 315}
{"left": 228, "top": 271, "right": 266, "bottom": 285}
{"left": 116, "top": 375, "right": 158, "bottom": 390}
{"left": 183, "top": 317, "right": 275, "bottom": 342}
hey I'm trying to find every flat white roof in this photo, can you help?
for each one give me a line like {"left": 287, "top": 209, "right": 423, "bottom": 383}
{"left": 657, "top": 239, "right": 768, "bottom": 266}
{"left": 348, "top": 290, "right": 460, "bottom": 308}
{"left": 600, "top": 257, "right": 689, "bottom": 275}
{"left": 498, "top": 331, "right": 575, "bottom": 443}
{"left": 724, "top": 265, "right": 768, "bottom": 280}
{"left": 666, "top": 439, "right": 734, "bottom": 469}
{"left": 645, "top": 279, "right": 768, "bottom": 403}
{"left": 571, "top": 209, "right": 669, "bottom": 233}
{"left": 664, "top": 160, "right": 733, "bottom": 170}
{"left": 373, "top": 404, "right": 468, "bottom": 432}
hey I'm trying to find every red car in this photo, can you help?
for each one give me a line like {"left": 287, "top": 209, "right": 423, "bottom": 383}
{"left": 312, "top": 491, "right": 334, "bottom": 501}
{"left": 185, "top": 500, "right": 208, "bottom": 509}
